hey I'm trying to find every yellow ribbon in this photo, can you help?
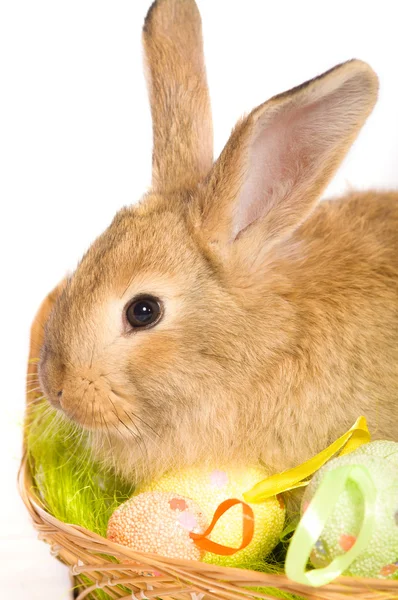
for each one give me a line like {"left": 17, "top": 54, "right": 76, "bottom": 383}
{"left": 243, "top": 416, "right": 370, "bottom": 503}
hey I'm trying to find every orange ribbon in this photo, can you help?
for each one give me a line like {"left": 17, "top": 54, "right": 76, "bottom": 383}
{"left": 190, "top": 498, "right": 254, "bottom": 556}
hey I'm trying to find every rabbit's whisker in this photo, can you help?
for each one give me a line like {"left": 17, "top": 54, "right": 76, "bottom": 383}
{"left": 107, "top": 395, "right": 149, "bottom": 466}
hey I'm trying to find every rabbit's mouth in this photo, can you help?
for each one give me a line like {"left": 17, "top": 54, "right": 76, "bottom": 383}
{"left": 40, "top": 361, "right": 141, "bottom": 435}
{"left": 56, "top": 378, "right": 113, "bottom": 430}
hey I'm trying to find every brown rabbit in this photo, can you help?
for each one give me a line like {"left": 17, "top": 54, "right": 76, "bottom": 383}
{"left": 38, "top": 0, "right": 398, "bottom": 487}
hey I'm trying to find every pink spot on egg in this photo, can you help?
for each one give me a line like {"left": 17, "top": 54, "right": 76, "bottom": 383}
{"left": 339, "top": 534, "right": 356, "bottom": 551}
{"left": 210, "top": 470, "right": 228, "bottom": 488}
{"left": 380, "top": 564, "right": 398, "bottom": 577}
{"left": 178, "top": 511, "right": 198, "bottom": 532}
{"left": 169, "top": 498, "right": 187, "bottom": 511}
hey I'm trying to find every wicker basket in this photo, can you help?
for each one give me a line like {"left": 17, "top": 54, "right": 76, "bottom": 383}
{"left": 20, "top": 290, "right": 398, "bottom": 600}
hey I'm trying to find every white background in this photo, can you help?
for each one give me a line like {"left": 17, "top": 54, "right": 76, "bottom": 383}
{"left": 1, "top": 1, "right": 398, "bottom": 598}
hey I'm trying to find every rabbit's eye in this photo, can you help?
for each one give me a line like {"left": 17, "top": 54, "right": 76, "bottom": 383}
{"left": 126, "top": 296, "right": 162, "bottom": 329}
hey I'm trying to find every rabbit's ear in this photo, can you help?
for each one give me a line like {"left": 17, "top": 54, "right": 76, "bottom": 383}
{"left": 198, "top": 60, "right": 378, "bottom": 253}
{"left": 143, "top": 0, "right": 213, "bottom": 193}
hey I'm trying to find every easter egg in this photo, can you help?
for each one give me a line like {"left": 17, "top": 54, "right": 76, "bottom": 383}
{"left": 140, "top": 465, "right": 285, "bottom": 567}
{"left": 107, "top": 491, "right": 208, "bottom": 561}
{"left": 302, "top": 444, "right": 398, "bottom": 579}
{"left": 349, "top": 440, "right": 398, "bottom": 466}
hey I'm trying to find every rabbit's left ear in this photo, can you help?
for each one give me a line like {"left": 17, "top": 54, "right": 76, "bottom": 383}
{"left": 197, "top": 60, "right": 378, "bottom": 253}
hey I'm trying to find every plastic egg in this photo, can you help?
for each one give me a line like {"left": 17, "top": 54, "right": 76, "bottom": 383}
{"left": 303, "top": 443, "right": 398, "bottom": 579}
{"left": 349, "top": 440, "right": 398, "bottom": 466}
{"left": 140, "top": 465, "right": 285, "bottom": 567}
{"left": 107, "top": 491, "right": 208, "bottom": 561}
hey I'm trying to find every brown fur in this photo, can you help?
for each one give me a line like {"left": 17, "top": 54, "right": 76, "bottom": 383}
{"left": 37, "top": 0, "right": 398, "bottom": 489}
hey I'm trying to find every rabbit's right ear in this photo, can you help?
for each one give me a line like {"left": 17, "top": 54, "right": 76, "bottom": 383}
{"left": 143, "top": 0, "right": 213, "bottom": 193}
{"left": 196, "top": 60, "right": 378, "bottom": 263}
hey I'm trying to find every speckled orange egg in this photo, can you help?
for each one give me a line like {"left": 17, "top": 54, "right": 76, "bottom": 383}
{"left": 140, "top": 465, "right": 286, "bottom": 567}
{"left": 107, "top": 491, "right": 208, "bottom": 561}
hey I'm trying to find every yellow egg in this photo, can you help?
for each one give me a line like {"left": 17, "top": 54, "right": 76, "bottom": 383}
{"left": 140, "top": 465, "right": 285, "bottom": 567}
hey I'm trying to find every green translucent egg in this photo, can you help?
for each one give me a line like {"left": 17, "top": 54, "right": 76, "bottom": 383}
{"left": 303, "top": 442, "right": 398, "bottom": 579}
{"left": 349, "top": 440, "right": 398, "bottom": 466}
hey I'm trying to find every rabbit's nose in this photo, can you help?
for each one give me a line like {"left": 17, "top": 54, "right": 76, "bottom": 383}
{"left": 38, "top": 349, "right": 65, "bottom": 409}
{"left": 46, "top": 389, "right": 63, "bottom": 409}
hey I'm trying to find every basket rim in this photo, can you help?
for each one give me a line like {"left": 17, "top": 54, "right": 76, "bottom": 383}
{"left": 19, "top": 449, "right": 398, "bottom": 600}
